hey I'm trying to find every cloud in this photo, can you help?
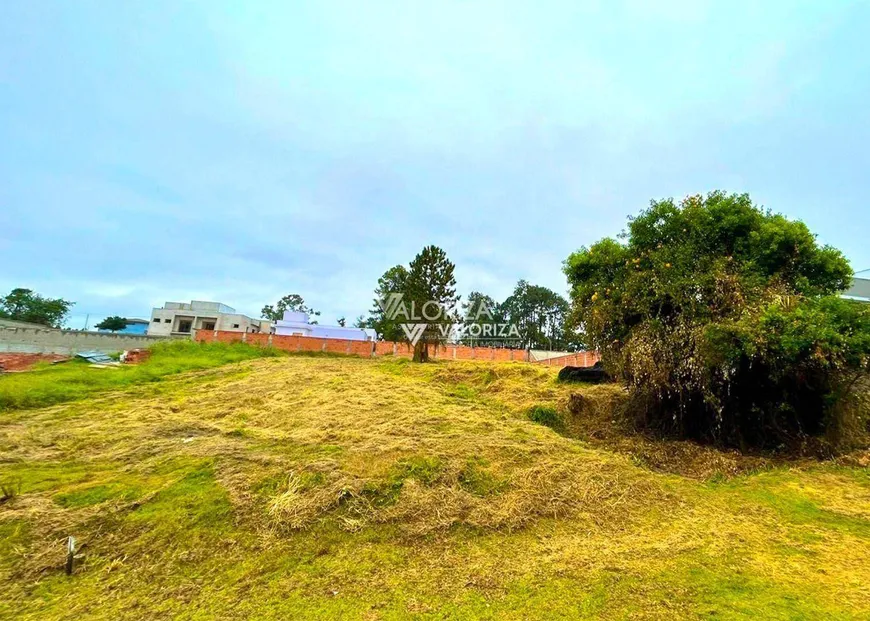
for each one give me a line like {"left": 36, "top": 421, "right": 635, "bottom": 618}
{"left": 2, "top": 0, "right": 869, "bottom": 329}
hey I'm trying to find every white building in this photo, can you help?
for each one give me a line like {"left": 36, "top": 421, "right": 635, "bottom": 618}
{"left": 147, "top": 301, "right": 271, "bottom": 337}
{"left": 274, "top": 311, "right": 370, "bottom": 341}
{"left": 842, "top": 271, "right": 870, "bottom": 303}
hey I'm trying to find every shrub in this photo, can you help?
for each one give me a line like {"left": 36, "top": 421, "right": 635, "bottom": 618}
{"left": 527, "top": 405, "right": 564, "bottom": 432}
{"left": 564, "top": 192, "right": 869, "bottom": 451}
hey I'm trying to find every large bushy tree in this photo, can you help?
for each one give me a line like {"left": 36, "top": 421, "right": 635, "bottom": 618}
{"left": 95, "top": 316, "right": 129, "bottom": 332}
{"left": 564, "top": 191, "right": 868, "bottom": 450}
{"left": 0, "top": 288, "right": 74, "bottom": 328}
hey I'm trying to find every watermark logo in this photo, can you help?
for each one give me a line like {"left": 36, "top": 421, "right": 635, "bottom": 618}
{"left": 400, "top": 322, "right": 427, "bottom": 345}
{"left": 377, "top": 293, "right": 522, "bottom": 346}
{"left": 378, "top": 292, "right": 405, "bottom": 321}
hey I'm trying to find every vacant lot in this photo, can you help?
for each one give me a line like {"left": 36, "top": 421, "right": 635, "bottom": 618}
{"left": 1, "top": 354, "right": 869, "bottom": 619}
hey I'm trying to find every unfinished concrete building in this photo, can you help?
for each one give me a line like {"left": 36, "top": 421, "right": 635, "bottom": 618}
{"left": 147, "top": 301, "right": 271, "bottom": 337}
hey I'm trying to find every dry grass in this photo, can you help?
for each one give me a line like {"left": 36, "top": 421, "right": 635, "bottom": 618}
{"left": 162, "top": 358, "right": 665, "bottom": 535}
{"left": 1, "top": 355, "right": 869, "bottom": 619}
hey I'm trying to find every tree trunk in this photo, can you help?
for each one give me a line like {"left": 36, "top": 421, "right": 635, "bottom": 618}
{"left": 413, "top": 340, "right": 429, "bottom": 362}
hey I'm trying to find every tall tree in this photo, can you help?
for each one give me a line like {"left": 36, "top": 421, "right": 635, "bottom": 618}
{"left": 368, "top": 248, "right": 459, "bottom": 361}
{"left": 461, "top": 292, "right": 504, "bottom": 347}
{"left": 0, "top": 288, "right": 74, "bottom": 328}
{"left": 501, "top": 280, "right": 570, "bottom": 350}
{"left": 405, "top": 246, "right": 459, "bottom": 362}
{"left": 261, "top": 294, "right": 320, "bottom": 323}
{"left": 95, "top": 316, "right": 129, "bottom": 332}
{"left": 336, "top": 316, "right": 346, "bottom": 327}
{"left": 367, "top": 265, "right": 409, "bottom": 342}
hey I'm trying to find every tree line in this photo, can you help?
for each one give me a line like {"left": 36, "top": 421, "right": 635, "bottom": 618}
{"left": 355, "top": 246, "right": 577, "bottom": 360}
{"left": 263, "top": 248, "right": 577, "bottom": 361}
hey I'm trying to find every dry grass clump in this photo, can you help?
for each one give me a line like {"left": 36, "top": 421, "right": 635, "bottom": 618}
{"left": 264, "top": 455, "right": 661, "bottom": 535}
{"left": 268, "top": 471, "right": 358, "bottom": 530}
{"left": 377, "top": 461, "right": 659, "bottom": 535}
{"left": 144, "top": 358, "right": 661, "bottom": 535}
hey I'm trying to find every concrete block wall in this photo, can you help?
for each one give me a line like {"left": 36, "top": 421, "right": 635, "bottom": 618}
{"left": 0, "top": 325, "right": 182, "bottom": 355}
{"left": 194, "top": 330, "right": 604, "bottom": 368}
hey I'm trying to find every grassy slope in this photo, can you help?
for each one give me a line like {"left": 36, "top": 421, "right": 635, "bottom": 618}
{"left": 0, "top": 355, "right": 868, "bottom": 619}
{"left": 0, "top": 341, "right": 285, "bottom": 410}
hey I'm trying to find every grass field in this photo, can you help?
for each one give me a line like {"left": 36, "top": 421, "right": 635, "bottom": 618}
{"left": 1, "top": 352, "right": 869, "bottom": 619}
{"left": 0, "top": 341, "right": 285, "bottom": 411}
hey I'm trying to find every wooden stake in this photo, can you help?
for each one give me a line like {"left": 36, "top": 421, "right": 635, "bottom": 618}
{"left": 65, "top": 536, "right": 76, "bottom": 575}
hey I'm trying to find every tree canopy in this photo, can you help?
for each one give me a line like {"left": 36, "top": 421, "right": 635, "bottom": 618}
{"left": 564, "top": 191, "right": 867, "bottom": 450}
{"left": 367, "top": 265, "right": 409, "bottom": 343}
{"left": 261, "top": 294, "right": 320, "bottom": 323}
{"left": 367, "top": 246, "right": 458, "bottom": 362}
{"left": 501, "top": 280, "right": 573, "bottom": 350}
{"left": 0, "top": 288, "right": 74, "bottom": 328}
{"left": 461, "top": 292, "right": 503, "bottom": 347}
{"left": 405, "top": 246, "right": 459, "bottom": 361}
{"left": 95, "top": 316, "right": 129, "bottom": 332}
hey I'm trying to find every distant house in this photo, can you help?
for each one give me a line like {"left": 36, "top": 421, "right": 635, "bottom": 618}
{"left": 842, "top": 272, "right": 870, "bottom": 303}
{"left": 147, "top": 301, "right": 271, "bottom": 337}
{"left": 274, "top": 311, "right": 370, "bottom": 341}
{"left": 97, "top": 318, "right": 149, "bottom": 335}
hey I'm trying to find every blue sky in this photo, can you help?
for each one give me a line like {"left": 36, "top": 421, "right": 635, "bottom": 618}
{"left": 2, "top": 1, "right": 869, "bottom": 328}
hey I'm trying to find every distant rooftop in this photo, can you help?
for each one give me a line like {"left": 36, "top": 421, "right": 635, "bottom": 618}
{"left": 161, "top": 300, "right": 236, "bottom": 314}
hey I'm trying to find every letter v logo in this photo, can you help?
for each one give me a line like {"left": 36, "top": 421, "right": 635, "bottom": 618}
{"left": 400, "top": 323, "right": 427, "bottom": 346}
{"left": 377, "top": 293, "right": 404, "bottom": 320}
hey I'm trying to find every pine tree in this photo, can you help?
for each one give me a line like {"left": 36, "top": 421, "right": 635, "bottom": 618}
{"left": 405, "top": 246, "right": 459, "bottom": 362}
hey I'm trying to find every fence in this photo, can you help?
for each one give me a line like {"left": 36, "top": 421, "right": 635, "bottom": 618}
{"left": 0, "top": 325, "right": 181, "bottom": 355}
{"left": 529, "top": 351, "right": 599, "bottom": 367}
{"left": 196, "top": 330, "right": 598, "bottom": 368}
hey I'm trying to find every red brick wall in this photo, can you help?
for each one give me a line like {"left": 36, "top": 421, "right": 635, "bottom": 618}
{"left": 244, "top": 333, "right": 271, "bottom": 347}
{"left": 195, "top": 330, "right": 596, "bottom": 368}
{"left": 530, "top": 351, "right": 600, "bottom": 368}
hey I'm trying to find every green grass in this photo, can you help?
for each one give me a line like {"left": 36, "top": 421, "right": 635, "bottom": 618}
{"left": 458, "top": 458, "right": 508, "bottom": 497}
{"left": 527, "top": 404, "right": 564, "bottom": 432}
{"left": 0, "top": 341, "right": 285, "bottom": 410}
{"left": 53, "top": 483, "right": 137, "bottom": 508}
{"left": 708, "top": 471, "right": 870, "bottom": 538}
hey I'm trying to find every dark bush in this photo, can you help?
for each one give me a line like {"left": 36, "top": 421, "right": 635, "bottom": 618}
{"left": 564, "top": 191, "right": 869, "bottom": 451}
{"left": 557, "top": 362, "right": 609, "bottom": 384}
{"left": 527, "top": 405, "right": 564, "bottom": 432}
